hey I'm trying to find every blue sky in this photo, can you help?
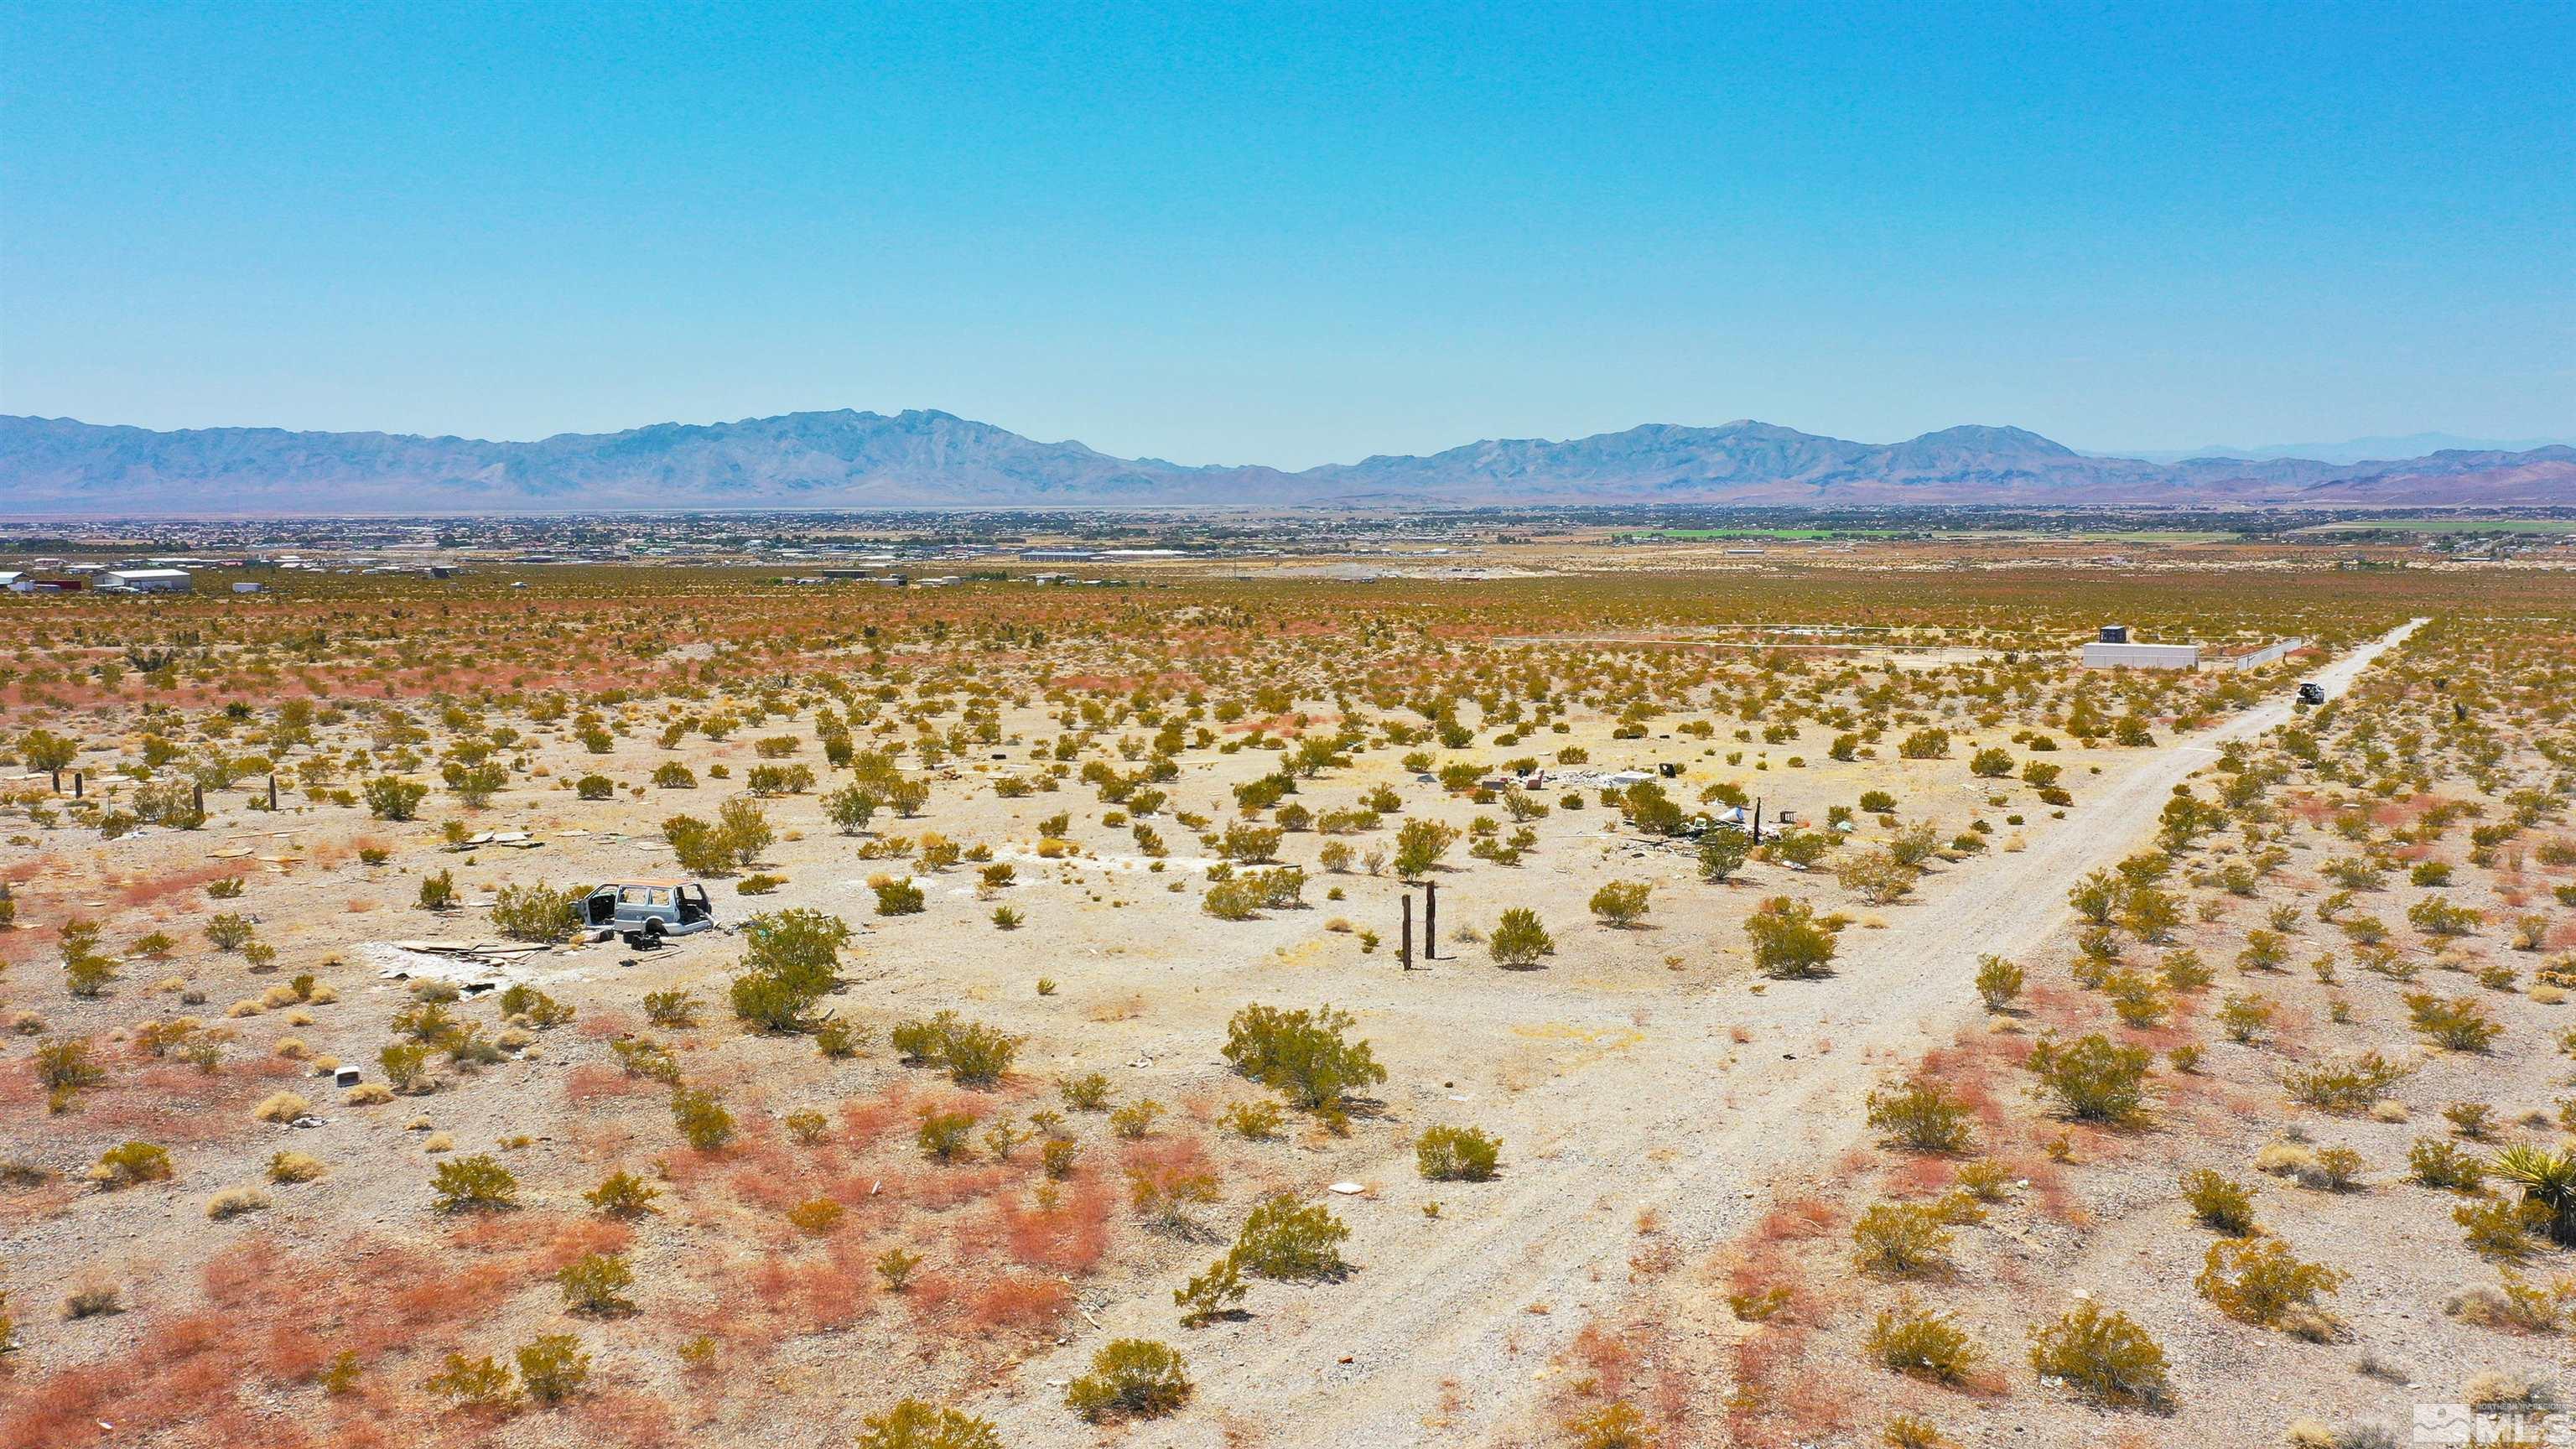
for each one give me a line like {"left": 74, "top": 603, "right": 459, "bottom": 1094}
{"left": 3, "top": 2, "right": 2568, "bottom": 467}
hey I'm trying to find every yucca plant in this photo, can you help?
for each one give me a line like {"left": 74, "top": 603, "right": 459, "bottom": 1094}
{"left": 2492, "top": 1145, "right": 2576, "bottom": 1245}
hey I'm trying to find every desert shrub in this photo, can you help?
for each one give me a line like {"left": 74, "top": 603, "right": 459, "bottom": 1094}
{"left": 416, "top": 869, "right": 457, "bottom": 910}
{"left": 2216, "top": 992, "right": 2274, "bottom": 1044}
{"left": 609, "top": 1036, "right": 680, "bottom": 1083}
{"left": 434, "top": 750, "right": 512, "bottom": 807}
{"left": 1415, "top": 1124, "right": 1503, "bottom": 1181}
{"left": 1230, "top": 1195, "right": 1350, "bottom": 1280}
{"left": 89, "top": 1140, "right": 174, "bottom": 1189}
{"left": 2447, "top": 1271, "right": 2573, "bottom": 1335}
{"left": 1109, "top": 1099, "right": 1165, "bottom": 1139}
{"left": 1222, "top": 1003, "right": 1386, "bottom": 1112}
{"left": 891, "top": 1010, "right": 1021, "bottom": 1087}
{"left": 1222, "top": 1099, "right": 1286, "bottom": 1140}
{"left": 1564, "top": 1401, "right": 1652, "bottom": 1449}
{"left": 254, "top": 1091, "right": 311, "bottom": 1124}
{"left": 1898, "top": 728, "right": 1951, "bottom": 759}
{"left": 1836, "top": 849, "right": 1915, "bottom": 905}
{"left": 856, "top": 1400, "right": 1004, "bottom": 1449}
{"left": 1867, "top": 1296, "right": 1981, "bottom": 1383}
{"left": 36, "top": 1036, "right": 106, "bottom": 1093}
{"left": 557, "top": 1252, "right": 636, "bottom": 1315}
{"left": 2159, "top": 948, "right": 2214, "bottom": 991}
{"left": 875, "top": 1247, "right": 922, "bottom": 1291}
{"left": 2454, "top": 1198, "right": 2547, "bottom": 1259}
{"left": 1489, "top": 907, "right": 1555, "bottom": 967}
{"left": 362, "top": 776, "right": 428, "bottom": 821}
{"left": 1393, "top": 818, "right": 1459, "bottom": 878}
{"left": 2026, "top": 1033, "right": 2150, "bottom": 1124}
{"left": 1866, "top": 1079, "right": 1975, "bottom": 1153}
{"left": 1697, "top": 828, "right": 1753, "bottom": 881}
{"left": 584, "top": 1170, "right": 662, "bottom": 1218}
{"left": 424, "top": 1352, "right": 517, "bottom": 1407}
{"left": 431, "top": 1154, "right": 518, "bottom": 1212}
{"left": 2408, "top": 896, "right": 2481, "bottom": 937}
{"left": 2403, "top": 992, "right": 2502, "bottom": 1052}
{"left": 267, "top": 1150, "right": 326, "bottom": 1183}
{"left": 204, "top": 912, "right": 256, "bottom": 951}
{"left": 1201, "top": 876, "right": 1263, "bottom": 921}
{"left": 1746, "top": 896, "right": 1839, "bottom": 979}
{"left": 491, "top": 883, "right": 579, "bottom": 942}
{"left": 2407, "top": 1137, "right": 2485, "bottom": 1192}
{"left": 917, "top": 1109, "right": 978, "bottom": 1161}
{"left": 1589, "top": 880, "right": 1652, "bottom": 927}
{"left": 1064, "top": 1338, "right": 1192, "bottom": 1423}
{"left": 498, "top": 983, "right": 574, "bottom": 1028}
{"left": 2027, "top": 1301, "right": 2170, "bottom": 1408}
{"left": 2282, "top": 1052, "right": 2411, "bottom": 1113}
{"left": 670, "top": 1084, "right": 736, "bottom": 1150}
{"left": 652, "top": 761, "right": 698, "bottom": 789}
{"left": 1852, "top": 1202, "right": 1952, "bottom": 1276}
{"left": 640, "top": 988, "right": 697, "bottom": 1027}
{"left": 516, "top": 1333, "right": 589, "bottom": 1405}
{"left": 1955, "top": 1160, "right": 2013, "bottom": 1202}
{"left": 2180, "top": 1168, "right": 2257, "bottom": 1234}
{"left": 2297, "top": 1145, "right": 2366, "bottom": 1192}
{"left": 1056, "top": 1071, "right": 1114, "bottom": 1110}
{"left": 1173, "top": 1254, "right": 1249, "bottom": 1327}
{"left": 745, "top": 764, "right": 815, "bottom": 796}
{"left": 2195, "top": 1237, "right": 2344, "bottom": 1328}
{"left": 1975, "top": 953, "right": 2024, "bottom": 1010}
{"left": 871, "top": 875, "right": 927, "bottom": 916}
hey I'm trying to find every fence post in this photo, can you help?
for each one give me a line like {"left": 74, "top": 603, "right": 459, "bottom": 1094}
{"left": 1400, "top": 893, "right": 1413, "bottom": 970}
{"left": 1423, "top": 880, "right": 1437, "bottom": 961}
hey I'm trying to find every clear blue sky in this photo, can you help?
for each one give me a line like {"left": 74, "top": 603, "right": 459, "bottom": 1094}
{"left": 4, "top": 2, "right": 2568, "bottom": 466}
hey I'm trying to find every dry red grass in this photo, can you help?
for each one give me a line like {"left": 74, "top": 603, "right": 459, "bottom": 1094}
{"left": 1753, "top": 1194, "right": 1840, "bottom": 1244}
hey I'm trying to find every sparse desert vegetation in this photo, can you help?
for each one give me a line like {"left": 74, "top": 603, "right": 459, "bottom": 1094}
{"left": 0, "top": 551, "right": 2571, "bottom": 1448}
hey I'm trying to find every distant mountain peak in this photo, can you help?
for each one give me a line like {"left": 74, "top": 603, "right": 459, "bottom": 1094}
{"left": 1905, "top": 423, "right": 2075, "bottom": 454}
{"left": 2, "top": 409, "right": 2568, "bottom": 515}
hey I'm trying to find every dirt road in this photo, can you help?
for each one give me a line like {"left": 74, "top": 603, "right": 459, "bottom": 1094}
{"left": 984, "top": 619, "right": 2424, "bottom": 1446}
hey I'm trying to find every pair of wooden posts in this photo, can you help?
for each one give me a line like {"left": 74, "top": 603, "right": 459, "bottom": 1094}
{"left": 49, "top": 773, "right": 275, "bottom": 812}
{"left": 1398, "top": 880, "right": 1437, "bottom": 970}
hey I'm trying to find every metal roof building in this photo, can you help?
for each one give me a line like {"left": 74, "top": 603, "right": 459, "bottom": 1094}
{"left": 96, "top": 568, "right": 195, "bottom": 593}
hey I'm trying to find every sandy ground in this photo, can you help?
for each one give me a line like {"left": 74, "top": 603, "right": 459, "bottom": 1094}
{"left": 972, "top": 621, "right": 2426, "bottom": 1446}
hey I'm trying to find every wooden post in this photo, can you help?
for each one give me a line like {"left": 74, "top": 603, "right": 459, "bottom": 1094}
{"left": 49, "top": 769, "right": 60, "bottom": 793}
{"left": 1750, "top": 797, "right": 1763, "bottom": 844}
{"left": 268, "top": 774, "right": 278, "bottom": 811}
{"left": 1400, "top": 894, "right": 1413, "bottom": 970}
{"left": 1423, "top": 880, "right": 1437, "bottom": 961}
{"left": 193, "top": 782, "right": 205, "bottom": 816}
{"left": 72, "top": 771, "right": 83, "bottom": 799}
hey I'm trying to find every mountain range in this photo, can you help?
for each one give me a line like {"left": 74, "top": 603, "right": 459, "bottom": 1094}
{"left": 3, "top": 410, "right": 2573, "bottom": 515}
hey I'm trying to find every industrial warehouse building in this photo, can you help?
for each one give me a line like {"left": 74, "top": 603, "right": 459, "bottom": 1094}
{"left": 96, "top": 569, "right": 195, "bottom": 594}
